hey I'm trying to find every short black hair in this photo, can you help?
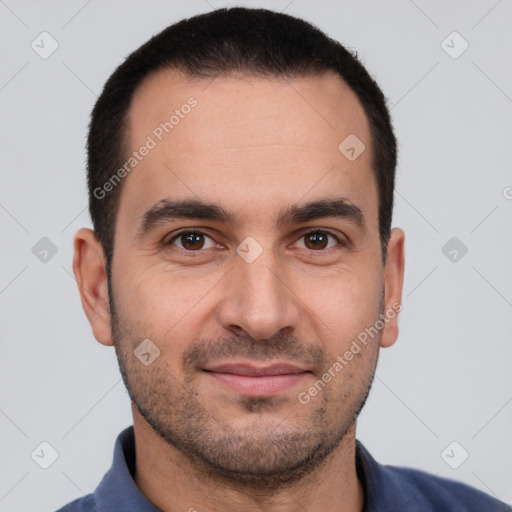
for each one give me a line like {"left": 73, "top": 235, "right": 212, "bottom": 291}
{"left": 87, "top": 7, "right": 397, "bottom": 273}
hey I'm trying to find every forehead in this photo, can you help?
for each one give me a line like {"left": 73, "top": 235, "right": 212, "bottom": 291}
{"left": 127, "top": 68, "right": 370, "bottom": 151}
{"left": 118, "top": 68, "right": 375, "bottom": 230}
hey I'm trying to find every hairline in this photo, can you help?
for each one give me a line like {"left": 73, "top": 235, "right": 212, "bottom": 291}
{"left": 105, "top": 66, "right": 382, "bottom": 271}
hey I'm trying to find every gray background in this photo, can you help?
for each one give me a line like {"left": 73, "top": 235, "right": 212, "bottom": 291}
{"left": 1, "top": 0, "right": 511, "bottom": 510}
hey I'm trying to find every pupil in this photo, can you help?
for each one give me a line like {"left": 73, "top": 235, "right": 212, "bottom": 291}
{"left": 308, "top": 233, "right": 327, "bottom": 249}
{"left": 184, "top": 233, "right": 203, "bottom": 249}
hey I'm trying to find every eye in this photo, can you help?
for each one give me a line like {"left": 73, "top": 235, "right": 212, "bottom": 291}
{"left": 296, "top": 230, "right": 342, "bottom": 251}
{"left": 166, "top": 229, "right": 217, "bottom": 251}
{"left": 164, "top": 228, "right": 344, "bottom": 255}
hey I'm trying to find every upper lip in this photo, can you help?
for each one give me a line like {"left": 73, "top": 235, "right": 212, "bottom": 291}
{"left": 202, "top": 362, "right": 309, "bottom": 376}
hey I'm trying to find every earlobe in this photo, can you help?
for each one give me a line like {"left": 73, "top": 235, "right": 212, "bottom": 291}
{"left": 72, "top": 228, "right": 114, "bottom": 346}
{"left": 380, "top": 227, "right": 405, "bottom": 348}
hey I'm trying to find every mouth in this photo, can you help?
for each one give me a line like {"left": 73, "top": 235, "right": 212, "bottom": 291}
{"left": 201, "top": 362, "right": 311, "bottom": 397}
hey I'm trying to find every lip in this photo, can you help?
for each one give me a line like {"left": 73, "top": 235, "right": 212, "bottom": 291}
{"left": 202, "top": 362, "right": 311, "bottom": 397}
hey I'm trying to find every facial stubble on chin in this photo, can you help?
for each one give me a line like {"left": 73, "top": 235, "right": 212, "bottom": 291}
{"left": 109, "top": 282, "right": 381, "bottom": 491}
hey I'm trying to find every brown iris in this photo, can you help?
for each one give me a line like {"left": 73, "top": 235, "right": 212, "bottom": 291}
{"left": 181, "top": 232, "right": 205, "bottom": 250}
{"left": 304, "top": 232, "right": 329, "bottom": 250}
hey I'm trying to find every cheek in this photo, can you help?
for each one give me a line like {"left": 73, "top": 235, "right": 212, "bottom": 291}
{"left": 293, "top": 269, "right": 382, "bottom": 340}
{"left": 113, "top": 247, "right": 383, "bottom": 350}
{"left": 112, "top": 263, "right": 217, "bottom": 346}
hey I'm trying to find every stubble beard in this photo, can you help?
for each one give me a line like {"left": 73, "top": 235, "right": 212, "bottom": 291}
{"left": 109, "top": 282, "right": 380, "bottom": 491}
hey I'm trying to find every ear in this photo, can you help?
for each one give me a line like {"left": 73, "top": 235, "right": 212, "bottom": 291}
{"left": 72, "top": 228, "right": 113, "bottom": 346}
{"left": 380, "top": 227, "right": 405, "bottom": 348}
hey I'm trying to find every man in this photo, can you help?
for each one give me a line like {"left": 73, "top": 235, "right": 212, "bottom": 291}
{"left": 57, "top": 7, "right": 510, "bottom": 512}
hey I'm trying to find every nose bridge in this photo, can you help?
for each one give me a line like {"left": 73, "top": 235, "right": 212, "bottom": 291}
{"left": 219, "top": 240, "right": 299, "bottom": 340}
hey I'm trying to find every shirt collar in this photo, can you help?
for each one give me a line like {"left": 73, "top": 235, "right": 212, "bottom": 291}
{"left": 93, "top": 425, "right": 406, "bottom": 511}
{"left": 94, "top": 426, "right": 160, "bottom": 511}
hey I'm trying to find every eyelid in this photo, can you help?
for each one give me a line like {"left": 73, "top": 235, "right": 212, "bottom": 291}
{"left": 164, "top": 227, "right": 347, "bottom": 253}
{"left": 165, "top": 228, "right": 218, "bottom": 249}
{"left": 292, "top": 228, "right": 346, "bottom": 250}
{"left": 294, "top": 227, "right": 344, "bottom": 239}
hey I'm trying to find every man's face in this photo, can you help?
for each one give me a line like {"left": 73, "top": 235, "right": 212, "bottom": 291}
{"left": 107, "top": 69, "right": 397, "bottom": 486}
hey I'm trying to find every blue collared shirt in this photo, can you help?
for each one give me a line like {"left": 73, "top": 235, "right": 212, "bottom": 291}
{"left": 56, "top": 426, "right": 511, "bottom": 511}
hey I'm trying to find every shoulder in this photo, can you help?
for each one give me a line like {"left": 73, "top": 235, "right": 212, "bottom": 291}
{"left": 356, "top": 441, "right": 511, "bottom": 511}
{"left": 54, "top": 494, "right": 96, "bottom": 512}
{"left": 383, "top": 464, "right": 511, "bottom": 511}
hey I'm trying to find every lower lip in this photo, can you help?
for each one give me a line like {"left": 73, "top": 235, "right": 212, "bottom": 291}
{"left": 204, "top": 371, "right": 309, "bottom": 396}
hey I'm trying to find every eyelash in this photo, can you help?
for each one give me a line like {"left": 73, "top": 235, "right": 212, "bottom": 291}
{"left": 164, "top": 228, "right": 345, "bottom": 256}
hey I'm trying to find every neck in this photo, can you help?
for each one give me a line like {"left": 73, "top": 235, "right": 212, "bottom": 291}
{"left": 132, "top": 407, "right": 365, "bottom": 512}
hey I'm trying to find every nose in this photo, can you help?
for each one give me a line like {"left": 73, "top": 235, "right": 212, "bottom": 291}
{"left": 217, "top": 246, "right": 300, "bottom": 341}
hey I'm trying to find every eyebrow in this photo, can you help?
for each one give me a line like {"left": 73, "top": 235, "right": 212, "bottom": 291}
{"left": 135, "top": 197, "right": 364, "bottom": 239}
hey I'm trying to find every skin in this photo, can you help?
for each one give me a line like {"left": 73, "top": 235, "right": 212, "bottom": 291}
{"left": 73, "top": 68, "right": 405, "bottom": 512}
